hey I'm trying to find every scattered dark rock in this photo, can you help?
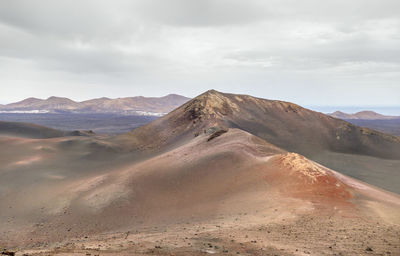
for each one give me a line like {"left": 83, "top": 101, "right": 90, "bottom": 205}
{"left": 1, "top": 251, "right": 15, "bottom": 256}
{"left": 366, "top": 247, "right": 373, "bottom": 251}
{"left": 207, "top": 128, "right": 228, "bottom": 141}
{"left": 68, "top": 130, "right": 95, "bottom": 136}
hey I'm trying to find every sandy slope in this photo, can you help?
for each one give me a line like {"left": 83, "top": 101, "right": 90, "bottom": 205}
{"left": 0, "top": 121, "right": 67, "bottom": 138}
{"left": 1, "top": 128, "right": 399, "bottom": 255}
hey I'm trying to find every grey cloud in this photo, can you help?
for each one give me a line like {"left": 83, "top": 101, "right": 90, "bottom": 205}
{"left": 0, "top": 0, "right": 123, "bottom": 37}
{"left": 225, "top": 43, "right": 400, "bottom": 70}
{"left": 0, "top": 0, "right": 399, "bottom": 107}
{"left": 131, "top": 0, "right": 270, "bottom": 27}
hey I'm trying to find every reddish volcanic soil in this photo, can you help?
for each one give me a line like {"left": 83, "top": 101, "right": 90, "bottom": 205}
{"left": 1, "top": 129, "right": 400, "bottom": 255}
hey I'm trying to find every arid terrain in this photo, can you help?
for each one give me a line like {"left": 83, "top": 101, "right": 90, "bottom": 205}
{"left": 329, "top": 111, "right": 400, "bottom": 136}
{"left": 0, "top": 94, "right": 190, "bottom": 115}
{"left": 329, "top": 111, "right": 399, "bottom": 120}
{"left": 0, "top": 113, "right": 158, "bottom": 135}
{"left": 1, "top": 90, "right": 399, "bottom": 256}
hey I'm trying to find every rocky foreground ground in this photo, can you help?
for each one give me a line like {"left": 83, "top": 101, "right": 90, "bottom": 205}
{"left": 4, "top": 205, "right": 399, "bottom": 256}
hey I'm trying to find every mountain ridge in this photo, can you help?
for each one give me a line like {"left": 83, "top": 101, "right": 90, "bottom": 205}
{"left": 0, "top": 94, "right": 190, "bottom": 115}
{"left": 123, "top": 90, "right": 400, "bottom": 158}
{"left": 330, "top": 110, "right": 399, "bottom": 120}
{"left": 119, "top": 89, "right": 400, "bottom": 194}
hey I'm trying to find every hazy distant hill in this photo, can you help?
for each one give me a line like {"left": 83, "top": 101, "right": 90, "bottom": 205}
{"left": 329, "top": 110, "right": 400, "bottom": 136}
{"left": 0, "top": 113, "right": 158, "bottom": 135}
{"left": 343, "top": 119, "right": 400, "bottom": 136}
{"left": 330, "top": 110, "right": 399, "bottom": 120}
{"left": 0, "top": 120, "right": 66, "bottom": 138}
{"left": 0, "top": 94, "right": 190, "bottom": 115}
{"left": 0, "top": 121, "right": 95, "bottom": 138}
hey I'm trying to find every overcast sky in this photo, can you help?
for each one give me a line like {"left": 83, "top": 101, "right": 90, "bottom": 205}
{"left": 0, "top": 0, "right": 399, "bottom": 109}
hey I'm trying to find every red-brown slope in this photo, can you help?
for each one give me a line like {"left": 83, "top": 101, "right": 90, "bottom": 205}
{"left": 265, "top": 153, "right": 353, "bottom": 205}
{"left": 3, "top": 129, "right": 399, "bottom": 248}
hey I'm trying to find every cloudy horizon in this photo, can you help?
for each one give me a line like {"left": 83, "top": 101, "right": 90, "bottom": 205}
{"left": 1, "top": 0, "right": 399, "bottom": 111}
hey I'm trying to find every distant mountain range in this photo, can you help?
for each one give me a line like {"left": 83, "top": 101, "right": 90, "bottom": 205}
{"left": 0, "top": 94, "right": 190, "bottom": 115}
{"left": 329, "top": 110, "right": 399, "bottom": 120}
{"left": 328, "top": 110, "right": 400, "bottom": 136}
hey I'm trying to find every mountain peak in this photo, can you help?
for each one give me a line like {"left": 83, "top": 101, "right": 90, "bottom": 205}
{"left": 163, "top": 93, "right": 190, "bottom": 99}
{"left": 26, "top": 97, "right": 41, "bottom": 101}
{"left": 332, "top": 111, "right": 346, "bottom": 115}
{"left": 5, "top": 97, "right": 43, "bottom": 108}
{"left": 125, "top": 90, "right": 400, "bottom": 160}
{"left": 330, "top": 110, "right": 397, "bottom": 120}
{"left": 200, "top": 89, "right": 227, "bottom": 98}
{"left": 46, "top": 96, "right": 75, "bottom": 102}
{"left": 356, "top": 110, "right": 376, "bottom": 114}
{"left": 17, "top": 97, "right": 42, "bottom": 103}
{"left": 185, "top": 90, "right": 240, "bottom": 121}
{"left": 203, "top": 89, "right": 220, "bottom": 94}
{"left": 354, "top": 110, "right": 384, "bottom": 117}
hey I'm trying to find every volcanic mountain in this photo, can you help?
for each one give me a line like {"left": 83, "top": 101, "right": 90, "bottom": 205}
{"left": 1, "top": 90, "right": 399, "bottom": 255}
{"left": 121, "top": 90, "right": 400, "bottom": 193}
{"left": 4, "top": 96, "right": 80, "bottom": 111}
{"left": 124, "top": 90, "right": 400, "bottom": 157}
{"left": 80, "top": 94, "right": 190, "bottom": 114}
{"left": 0, "top": 94, "right": 190, "bottom": 115}
{"left": 330, "top": 110, "right": 399, "bottom": 120}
